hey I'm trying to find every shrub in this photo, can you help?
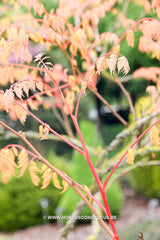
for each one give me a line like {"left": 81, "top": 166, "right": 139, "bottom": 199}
{"left": 131, "top": 164, "right": 160, "bottom": 199}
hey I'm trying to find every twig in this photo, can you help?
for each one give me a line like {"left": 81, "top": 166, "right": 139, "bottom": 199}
{"left": 89, "top": 87, "right": 128, "bottom": 126}
{"left": 60, "top": 109, "right": 74, "bottom": 138}
{"left": 115, "top": 78, "right": 136, "bottom": 118}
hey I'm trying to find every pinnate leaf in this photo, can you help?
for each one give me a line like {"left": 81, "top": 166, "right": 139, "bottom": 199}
{"left": 96, "top": 56, "right": 107, "bottom": 74}
{"left": 117, "top": 56, "right": 130, "bottom": 75}
{"left": 107, "top": 54, "right": 117, "bottom": 75}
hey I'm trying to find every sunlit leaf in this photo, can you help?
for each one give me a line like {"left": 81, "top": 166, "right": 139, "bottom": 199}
{"left": 39, "top": 124, "right": 50, "bottom": 140}
{"left": 60, "top": 179, "right": 69, "bottom": 194}
{"left": 53, "top": 172, "right": 62, "bottom": 189}
{"left": 127, "top": 148, "right": 135, "bottom": 165}
{"left": 29, "top": 161, "right": 40, "bottom": 186}
{"left": 107, "top": 54, "right": 117, "bottom": 75}
{"left": 117, "top": 56, "right": 130, "bottom": 75}
{"left": 41, "top": 168, "right": 52, "bottom": 189}
{"left": 151, "top": 125, "right": 160, "bottom": 147}
{"left": 17, "top": 149, "right": 29, "bottom": 177}
{"left": 82, "top": 185, "right": 92, "bottom": 202}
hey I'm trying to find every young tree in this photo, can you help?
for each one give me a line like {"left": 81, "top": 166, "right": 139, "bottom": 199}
{"left": 0, "top": 0, "right": 160, "bottom": 239}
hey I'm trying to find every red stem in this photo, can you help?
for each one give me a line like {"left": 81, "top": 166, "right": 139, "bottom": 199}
{"left": 72, "top": 117, "right": 102, "bottom": 190}
{"left": 101, "top": 188, "right": 118, "bottom": 236}
{"left": 70, "top": 117, "right": 118, "bottom": 235}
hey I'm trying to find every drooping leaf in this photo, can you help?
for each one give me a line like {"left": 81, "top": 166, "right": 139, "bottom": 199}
{"left": 14, "top": 85, "right": 23, "bottom": 100}
{"left": 36, "top": 81, "right": 44, "bottom": 92}
{"left": 14, "top": 102, "right": 28, "bottom": 124}
{"left": 81, "top": 81, "right": 87, "bottom": 95}
{"left": 2, "top": 89, "right": 14, "bottom": 112}
{"left": 35, "top": 95, "right": 43, "bottom": 103}
{"left": 41, "top": 168, "right": 52, "bottom": 189}
{"left": 117, "top": 56, "right": 130, "bottom": 75}
{"left": 22, "top": 82, "right": 29, "bottom": 97}
{"left": 111, "top": 44, "right": 120, "bottom": 53}
{"left": 28, "top": 80, "right": 36, "bottom": 91}
{"left": 17, "top": 149, "right": 29, "bottom": 177}
{"left": 63, "top": 90, "right": 75, "bottom": 115}
{"left": 39, "top": 124, "right": 50, "bottom": 140}
{"left": 126, "top": 29, "right": 134, "bottom": 48}
{"left": 60, "top": 179, "right": 69, "bottom": 194}
{"left": 12, "top": 147, "right": 18, "bottom": 157}
{"left": 40, "top": 163, "right": 48, "bottom": 173}
{"left": 53, "top": 172, "right": 62, "bottom": 189}
{"left": 27, "top": 99, "right": 39, "bottom": 110}
{"left": 0, "top": 148, "right": 16, "bottom": 183}
{"left": 29, "top": 161, "right": 40, "bottom": 186}
{"left": 127, "top": 148, "right": 135, "bottom": 165}
{"left": 82, "top": 185, "right": 92, "bottom": 202}
{"left": 151, "top": 125, "right": 160, "bottom": 147}
{"left": 96, "top": 56, "right": 107, "bottom": 74}
{"left": 107, "top": 54, "right": 117, "bottom": 75}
